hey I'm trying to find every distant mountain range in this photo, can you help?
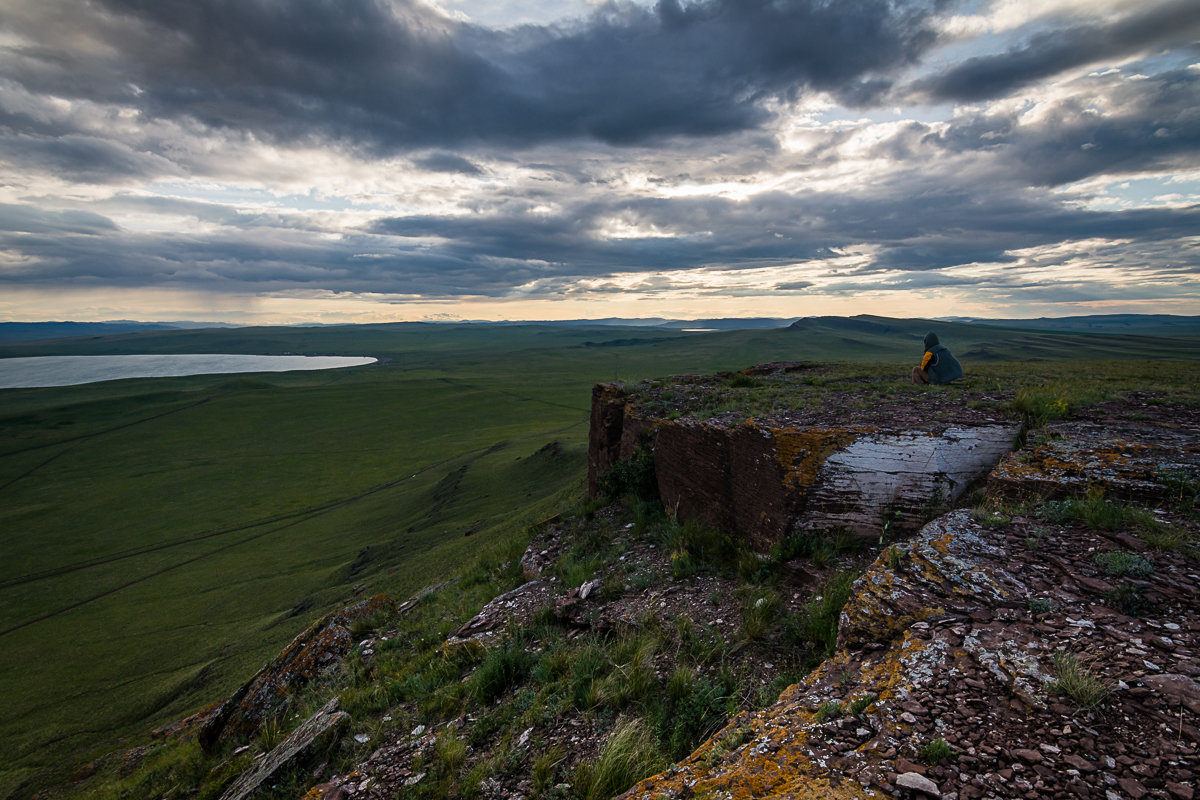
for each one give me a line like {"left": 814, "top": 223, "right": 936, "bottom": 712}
{"left": 940, "top": 314, "right": 1200, "bottom": 335}
{"left": 0, "top": 321, "right": 240, "bottom": 342}
{"left": 2, "top": 314, "right": 1198, "bottom": 344}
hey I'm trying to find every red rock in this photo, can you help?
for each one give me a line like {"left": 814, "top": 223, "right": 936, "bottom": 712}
{"left": 1012, "top": 748, "right": 1043, "bottom": 763}
{"left": 1167, "top": 781, "right": 1194, "bottom": 800}
{"left": 1062, "top": 754, "right": 1097, "bottom": 773}
{"left": 1118, "top": 777, "right": 1148, "bottom": 799}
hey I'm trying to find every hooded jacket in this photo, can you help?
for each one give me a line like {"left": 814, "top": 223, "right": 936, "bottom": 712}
{"left": 921, "top": 332, "right": 963, "bottom": 384}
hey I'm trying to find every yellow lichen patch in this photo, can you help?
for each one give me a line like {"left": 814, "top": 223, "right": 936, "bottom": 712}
{"left": 770, "top": 428, "right": 866, "bottom": 490}
{"left": 852, "top": 632, "right": 929, "bottom": 700}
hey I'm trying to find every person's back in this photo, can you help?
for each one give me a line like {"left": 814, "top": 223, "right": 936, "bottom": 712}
{"left": 913, "top": 332, "right": 963, "bottom": 384}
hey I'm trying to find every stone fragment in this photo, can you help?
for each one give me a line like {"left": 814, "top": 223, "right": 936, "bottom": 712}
{"left": 1167, "top": 781, "right": 1195, "bottom": 800}
{"left": 1063, "top": 754, "right": 1097, "bottom": 772}
{"left": 218, "top": 699, "right": 348, "bottom": 800}
{"left": 1118, "top": 777, "right": 1148, "bottom": 799}
{"left": 1144, "top": 674, "right": 1200, "bottom": 714}
{"left": 1012, "top": 749, "right": 1042, "bottom": 763}
{"left": 896, "top": 771, "right": 941, "bottom": 796}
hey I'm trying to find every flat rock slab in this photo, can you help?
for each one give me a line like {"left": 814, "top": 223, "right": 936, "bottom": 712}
{"left": 219, "top": 698, "right": 347, "bottom": 800}
{"left": 988, "top": 422, "right": 1200, "bottom": 506}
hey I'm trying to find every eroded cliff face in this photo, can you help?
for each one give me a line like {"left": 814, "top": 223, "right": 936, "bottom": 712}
{"left": 588, "top": 379, "right": 1018, "bottom": 548}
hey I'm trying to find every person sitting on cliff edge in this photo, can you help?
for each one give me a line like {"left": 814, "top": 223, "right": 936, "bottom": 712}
{"left": 911, "top": 331, "right": 963, "bottom": 385}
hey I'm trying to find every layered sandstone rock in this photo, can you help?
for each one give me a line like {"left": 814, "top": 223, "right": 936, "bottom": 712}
{"left": 589, "top": 381, "right": 1018, "bottom": 548}
{"left": 989, "top": 421, "right": 1200, "bottom": 506}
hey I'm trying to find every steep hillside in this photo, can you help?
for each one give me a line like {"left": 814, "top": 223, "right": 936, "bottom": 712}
{"left": 31, "top": 357, "right": 1200, "bottom": 800}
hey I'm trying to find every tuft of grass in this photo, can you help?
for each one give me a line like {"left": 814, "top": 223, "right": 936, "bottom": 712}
{"left": 1040, "top": 495, "right": 1160, "bottom": 533}
{"left": 531, "top": 746, "right": 564, "bottom": 797}
{"left": 919, "top": 738, "right": 955, "bottom": 766}
{"left": 814, "top": 701, "right": 843, "bottom": 723}
{"left": 1012, "top": 388, "right": 1073, "bottom": 426}
{"left": 1158, "top": 466, "right": 1199, "bottom": 512}
{"left": 664, "top": 518, "right": 738, "bottom": 579}
{"left": 579, "top": 717, "right": 668, "bottom": 800}
{"left": 470, "top": 643, "right": 533, "bottom": 705}
{"left": 847, "top": 693, "right": 876, "bottom": 718}
{"left": 436, "top": 729, "right": 467, "bottom": 774}
{"left": 786, "top": 570, "right": 859, "bottom": 663}
{"left": 1049, "top": 651, "right": 1108, "bottom": 709}
{"left": 740, "top": 589, "right": 781, "bottom": 641}
{"left": 1138, "top": 524, "right": 1194, "bottom": 555}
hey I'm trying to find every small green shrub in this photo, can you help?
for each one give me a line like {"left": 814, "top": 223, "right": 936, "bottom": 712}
{"left": 1027, "top": 597, "right": 1054, "bottom": 615}
{"left": 884, "top": 546, "right": 905, "bottom": 570}
{"left": 470, "top": 644, "right": 532, "bottom": 705}
{"left": 919, "top": 738, "right": 954, "bottom": 766}
{"left": 814, "top": 701, "right": 843, "bottom": 723}
{"left": 727, "top": 373, "right": 759, "bottom": 388}
{"left": 1093, "top": 551, "right": 1154, "bottom": 578}
{"left": 1050, "top": 651, "right": 1108, "bottom": 709}
{"left": 602, "top": 445, "right": 658, "bottom": 502}
{"left": 1104, "top": 582, "right": 1151, "bottom": 616}
{"left": 848, "top": 693, "right": 876, "bottom": 718}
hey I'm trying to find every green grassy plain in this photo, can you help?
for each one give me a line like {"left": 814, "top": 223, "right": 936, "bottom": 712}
{"left": 1, "top": 317, "right": 1199, "bottom": 797}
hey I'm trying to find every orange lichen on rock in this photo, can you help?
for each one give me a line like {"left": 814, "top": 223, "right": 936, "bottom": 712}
{"left": 770, "top": 428, "right": 867, "bottom": 491}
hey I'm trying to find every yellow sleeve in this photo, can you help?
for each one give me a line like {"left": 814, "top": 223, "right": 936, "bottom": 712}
{"left": 921, "top": 351, "right": 934, "bottom": 370}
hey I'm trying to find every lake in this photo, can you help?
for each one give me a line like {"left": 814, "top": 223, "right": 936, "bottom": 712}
{"left": 0, "top": 354, "right": 378, "bottom": 389}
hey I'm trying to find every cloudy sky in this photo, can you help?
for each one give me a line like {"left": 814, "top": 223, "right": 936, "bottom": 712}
{"left": 1, "top": 0, "right": 1198, "bottom": 323}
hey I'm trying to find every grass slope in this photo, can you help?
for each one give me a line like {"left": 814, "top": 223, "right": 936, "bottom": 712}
{"left": 1, "top": 319, "right": 1198, "bottom": 796}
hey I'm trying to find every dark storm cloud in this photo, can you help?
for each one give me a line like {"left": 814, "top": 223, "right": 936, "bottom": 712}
{"left": 414, "top": 153, "right": 485, "bottom": 175}
{"left": 921, "top": 67, "right": 1200, "bottom": 186}
{"left": 0, "top": 204, "right": 119, "bottom": 235}
{"left": 368, "top": 186, "right": 1200, "bottom": 285}
{"left": 2, "top": 175, "right": 1197, "bottom": 299}
{"left": 913, "top": 0, "right": 1200, "bottom": 103}
{"left": 2, "top": 0, "right": 944, "bottom": 152}
{"left": 0, "top": 133, "right": 180, "bottom": 183}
